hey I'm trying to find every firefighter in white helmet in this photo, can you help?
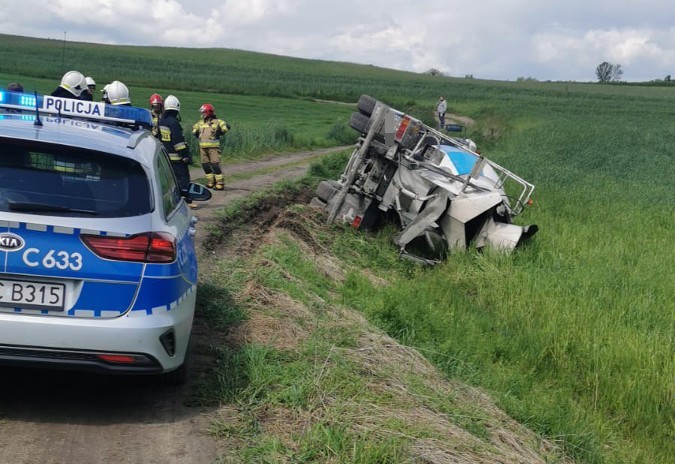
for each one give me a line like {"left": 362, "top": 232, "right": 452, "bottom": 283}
{"left": 159, "top": 95, "right": 192, "bottom": 194}
{"left": 101, "top": 84, "right": 110, "bottom": 103}
{"left": 51, "top": 71, "right": 87, "bottom": 99}
{"left": 192, "top": 103, "right": 230, "bottom": 190}
{"left": 106, "top": 81, "right": 131, "bottom": 106}
{"left": 79, "top": 77, "right": 96, "bottom": 101}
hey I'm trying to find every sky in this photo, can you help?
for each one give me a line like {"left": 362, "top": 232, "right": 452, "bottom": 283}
{"left": 1, "top": 0, "right": 673, "bottom": 82}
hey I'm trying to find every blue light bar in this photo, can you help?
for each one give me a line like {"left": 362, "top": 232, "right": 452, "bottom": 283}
{"left": 0, "top": 91, "right": 153, "bottom": 128}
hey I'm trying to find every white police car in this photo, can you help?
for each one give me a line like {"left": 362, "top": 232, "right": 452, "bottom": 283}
{"left": 0, "top": 90, "right": 211, "bottom": 383}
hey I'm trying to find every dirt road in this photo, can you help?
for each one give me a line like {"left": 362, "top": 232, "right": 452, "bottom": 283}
{"left": 0, "top": 147, "right": 345, "bottom": 464}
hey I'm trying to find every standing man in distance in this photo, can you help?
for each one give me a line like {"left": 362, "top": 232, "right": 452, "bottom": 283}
{"left": 436, "top": 96, "right": 447, "bottom": 128}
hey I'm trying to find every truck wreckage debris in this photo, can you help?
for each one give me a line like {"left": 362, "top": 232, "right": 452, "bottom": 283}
{"left": 311, "top": 95, "right": 538, "bottom": 264}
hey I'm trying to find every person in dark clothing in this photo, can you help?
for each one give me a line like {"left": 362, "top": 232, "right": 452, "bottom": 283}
{"left": 7, "top": 82, "right": 24, "bottom": 92}
{"left": 158, "top": 95, "right": 192, "bottom": 197}
{"left": 79, "top": 77, "right": 96, "bottom": 101}
{"left": 51, "top": 71, "right": 87, "bottom": 99}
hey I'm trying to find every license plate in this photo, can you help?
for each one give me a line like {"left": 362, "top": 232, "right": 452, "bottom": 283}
{"left": 0, "top": 279, "right": 66, "bottom": 311}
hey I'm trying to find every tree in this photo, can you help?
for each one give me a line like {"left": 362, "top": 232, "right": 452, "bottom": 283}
{"left": 425, "top": 68, "right": 444, "bottom": 77}
{"left": 596, "top": 62, "right": 623, "bottom": 83}
{"left": 665, "top": 75, "right": 671, "bottom": 82}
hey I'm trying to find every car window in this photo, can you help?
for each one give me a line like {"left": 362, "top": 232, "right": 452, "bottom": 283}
{"left": 0, "top": 138, "right": 152, "bottom": 217}
{"left": 155, "top": 148, "right": 182, "bottom": 218}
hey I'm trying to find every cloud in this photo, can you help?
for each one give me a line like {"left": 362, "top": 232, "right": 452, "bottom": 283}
{"left": 1, "top": 0, "right": 673, "bottom": 81}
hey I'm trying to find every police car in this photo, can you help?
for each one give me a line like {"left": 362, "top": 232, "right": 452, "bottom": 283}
{"left": 0, "top": 90, "right": 211, "bottom": 383}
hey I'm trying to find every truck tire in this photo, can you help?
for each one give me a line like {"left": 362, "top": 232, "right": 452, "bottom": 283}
{"left": 357, "top": 95, "right": 378, "bottom": 117}
{"left": 349, "top": 111, "right": 370, "bottom": 134}
{"left": 316, "top": 180, "right": 341, "bottom": 202}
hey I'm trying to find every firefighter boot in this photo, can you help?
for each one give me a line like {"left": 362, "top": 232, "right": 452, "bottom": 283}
{"left": 205, "top": 173, "right": 215, "bottom": 189}
{"left": 215, "top": 174, "right": 225, "bottom": 190}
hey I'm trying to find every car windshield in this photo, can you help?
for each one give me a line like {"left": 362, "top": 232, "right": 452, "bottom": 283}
{"left": 0, "top": 139, "right": 152, "bottom": 217}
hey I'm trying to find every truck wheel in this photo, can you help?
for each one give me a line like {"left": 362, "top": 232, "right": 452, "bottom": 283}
{"left": 357, "top": 95, "right": 378, "bottom": 116}
{"left": 349, "top": 111, "right": 370, "bottom": 134}
{"left": 316, "top": 180, "right": 341, "bottom": 202}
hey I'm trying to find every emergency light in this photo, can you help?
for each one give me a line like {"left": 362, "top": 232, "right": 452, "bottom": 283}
{"left": 0, "top": 91, "right": 153, "bottom": 129}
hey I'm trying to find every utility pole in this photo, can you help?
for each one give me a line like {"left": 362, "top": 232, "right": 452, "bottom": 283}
{"left": 61, "top": 31, "right": 66, "bottom": 70}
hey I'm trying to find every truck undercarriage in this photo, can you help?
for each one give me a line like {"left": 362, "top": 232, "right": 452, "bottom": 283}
{"left": 312, "top": 95, "right": 538, "bottom": 263}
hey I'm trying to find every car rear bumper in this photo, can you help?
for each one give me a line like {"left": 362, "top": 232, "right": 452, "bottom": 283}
{"left": 0, "top": 291, "right": 196, "bottom": 374}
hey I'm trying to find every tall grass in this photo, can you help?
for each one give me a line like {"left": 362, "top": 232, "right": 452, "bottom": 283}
{"left": 330, "top": 90, "right": 674, "bottom": 463}
{"left": 3, "top": 34, "right": 673, "bottom": 110}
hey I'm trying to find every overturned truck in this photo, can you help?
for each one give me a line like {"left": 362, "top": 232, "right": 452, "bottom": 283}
{"left": 312, "top": 95, "right": 538, "bottom": 263}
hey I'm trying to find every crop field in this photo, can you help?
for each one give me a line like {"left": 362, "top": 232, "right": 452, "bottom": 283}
{"left": 1, "top": 34, "right": 673, "bottom": 463}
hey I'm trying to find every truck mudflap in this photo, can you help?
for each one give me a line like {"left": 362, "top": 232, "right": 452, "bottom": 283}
{"left": 314, "top": 95, "right": 538, "bottom": 262}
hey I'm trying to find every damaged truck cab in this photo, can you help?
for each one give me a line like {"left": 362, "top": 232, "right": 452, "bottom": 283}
{"left": 312, "top": 95, "right": 538, "bottom": 263}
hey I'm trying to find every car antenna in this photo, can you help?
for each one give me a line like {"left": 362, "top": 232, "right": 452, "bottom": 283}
{"left": 33, "top": 91, "right": 43, "bottom": 127}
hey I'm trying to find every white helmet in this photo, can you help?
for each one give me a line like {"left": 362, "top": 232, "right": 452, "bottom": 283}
{"left": 60, "top": 70, "right": 87, "bottom": 97}
{"left": 85, "top": 77, "right": 96, "bottom": 87}
{"left": 107, "top": 80, "right": 130, "bottom": 105}
{"left": 164, "top": 95, "right": 180, "bottom": 111}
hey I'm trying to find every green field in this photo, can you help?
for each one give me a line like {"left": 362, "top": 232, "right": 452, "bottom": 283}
{"left": 2, "top": 34, "right": 673, "bottom": 463}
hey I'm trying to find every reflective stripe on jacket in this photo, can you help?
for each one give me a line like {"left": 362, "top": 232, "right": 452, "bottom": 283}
{"left": 158, "top": 111, "right": 189, "bottom": 159}
{"left": 192, "top": 117, "right": 229, "bottom": 148}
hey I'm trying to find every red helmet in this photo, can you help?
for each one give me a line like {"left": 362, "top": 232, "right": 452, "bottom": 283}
{"left": 149, "top": 93, "right": 163, "bottom": 105}
{"left": 199, "top": 103, "right": 214, "bottom": 117}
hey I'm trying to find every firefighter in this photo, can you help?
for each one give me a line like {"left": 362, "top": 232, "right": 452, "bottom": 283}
{"left": 159, "top": 95, "right": 192, "bottom": 195}
{"left": 149, "top": 93, "right": 164, "bottom": 138}
{"left": 192, "top": 103, "right": 230, "bottom": 190}
{"left": 106, "top": 81, "right": 131, "bottom": 106}
{"left": 51, "top": 70, "right": 87, "bottom": 99}
{"left": 101, "top": 84, "right": 111, "bottom": 104}
{"left": 79, "top": 77, "right": 96, "bottom": 101}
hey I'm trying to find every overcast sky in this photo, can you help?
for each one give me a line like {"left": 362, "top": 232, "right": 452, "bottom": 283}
{"left": 1, "top": 0, "right": 673, "bottom": 82}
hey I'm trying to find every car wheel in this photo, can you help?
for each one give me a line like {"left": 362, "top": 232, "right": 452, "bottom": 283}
{"left": 357, "top": 95, "right": 377, "bottom": 116}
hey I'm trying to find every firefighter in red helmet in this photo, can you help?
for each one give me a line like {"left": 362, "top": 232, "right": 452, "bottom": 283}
{"left": 192, "top": 103, "right": 230, "bottom": 190}
{"left": 149, "top": 93, "right": 164, "bottom": 138}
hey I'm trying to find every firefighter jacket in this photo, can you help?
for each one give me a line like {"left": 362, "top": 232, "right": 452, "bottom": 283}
{"left": 79, "top": 91, "right": 93, "bottom": 101}
{"left": 159, "top": 111, "right": 189, "bottom": 161}
{"left": 151, "top": 109, "right": 162, "bottom": 138}
{"left": 50, "top": 86, "right": 79, "bottom": 99}
{"left": 192, "top": 117, "right": 230, "bottom": 148}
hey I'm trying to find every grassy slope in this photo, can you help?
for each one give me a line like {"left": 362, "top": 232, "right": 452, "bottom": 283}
{"left": 2, "top": 34, "right": 673, "bottom": 463}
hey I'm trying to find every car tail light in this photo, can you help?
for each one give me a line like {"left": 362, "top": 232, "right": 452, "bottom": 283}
{"left": 95, "top": 353, "right": 154, "bottom": 365}
{"left": 81, "top": 232, "right": 176, "bottom": 263}
{"left": 96, "top": 354, "right": 136, "bottom": 364}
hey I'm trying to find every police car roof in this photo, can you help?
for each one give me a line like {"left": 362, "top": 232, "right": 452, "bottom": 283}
{"left": 0, "top": 111, "right": 156, "bottom": 163}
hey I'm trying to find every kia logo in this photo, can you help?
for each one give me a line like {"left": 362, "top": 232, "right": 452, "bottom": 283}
{"left": 0, "top": 233, "right": 25, "bottom": 252}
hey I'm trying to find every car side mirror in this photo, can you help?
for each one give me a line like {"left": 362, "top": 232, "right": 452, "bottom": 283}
{"left": 183, "top": 182, "right": 212, "bottom": 202}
